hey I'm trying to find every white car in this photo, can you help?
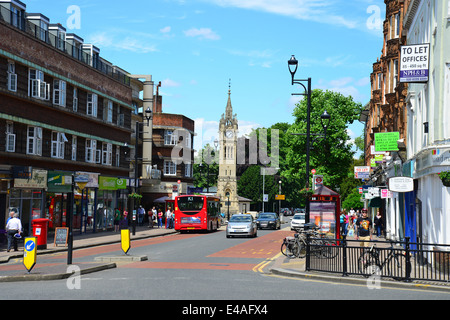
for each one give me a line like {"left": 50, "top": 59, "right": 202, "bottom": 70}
{"left": 290, "top": 213, "right": 305, "bottom": 230}
{"left": 226, "top": 214, "right": 258, "bottom": 238}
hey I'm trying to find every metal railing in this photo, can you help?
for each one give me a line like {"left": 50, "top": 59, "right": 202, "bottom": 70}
{"left": 305, "top": 236, "right": 450, "bottom": 283}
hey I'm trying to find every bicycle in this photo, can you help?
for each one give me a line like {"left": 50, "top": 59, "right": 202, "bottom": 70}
{"left": 357, "top": 241, "right": 410, "bottom": 280}
{"left": 281, "top": 225, "right": 338, "bottom": 259}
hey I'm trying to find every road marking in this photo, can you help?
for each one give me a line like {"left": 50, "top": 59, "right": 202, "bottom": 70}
{"left": 253, "top": 252, "right": 284, "bottom": 274}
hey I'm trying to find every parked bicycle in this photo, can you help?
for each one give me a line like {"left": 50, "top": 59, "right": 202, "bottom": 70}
{"left": 281, "top": 224, "right": 338, "bottom": 259}
{"left": 358, "top": 240, "right": 411, "bottom": 280}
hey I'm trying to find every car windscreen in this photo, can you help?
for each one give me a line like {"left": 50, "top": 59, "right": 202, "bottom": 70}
{"left": 258, "top": 214, "right": 275, "bottom": 219}
{"left": 177, "top": 196, "right": 204, "bottom": 215}
{"left": 229, "top": 216, "right": 252, "bottom": 223}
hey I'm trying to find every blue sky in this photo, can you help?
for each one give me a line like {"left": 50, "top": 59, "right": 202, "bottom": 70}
{"left": 25, "top": 0, "right": 385, "bottom": 155}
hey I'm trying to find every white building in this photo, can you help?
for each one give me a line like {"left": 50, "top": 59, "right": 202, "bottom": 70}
{"left": 403, "top": 0, "right": 450, "bottom": 245}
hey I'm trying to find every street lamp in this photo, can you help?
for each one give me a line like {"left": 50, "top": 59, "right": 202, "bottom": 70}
{"left": 288, "top": 55, "right": 331, "bottom": 224}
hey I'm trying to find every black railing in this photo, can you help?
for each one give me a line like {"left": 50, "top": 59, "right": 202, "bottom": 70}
{"left": 305, "top": 236, "right": 450, "bottom": 283}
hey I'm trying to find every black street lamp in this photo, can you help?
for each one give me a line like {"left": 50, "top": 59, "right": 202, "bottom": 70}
{"left": 288, "top": 55, "right": 331, "bottom": 224}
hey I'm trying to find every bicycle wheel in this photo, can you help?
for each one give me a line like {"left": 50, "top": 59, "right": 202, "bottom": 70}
{"left": 358, "top": 252, "right": 380, "bottom": 278}
{"left": 297, "top": 242, "right": 307, "bottom": 258}
{"left": 387, "top": 253, "right": 410, "bottom": 281}
{"left": 281, "top": 241, "right": 298, "bottom": 258}
{"left": 321, "top": 239, "right": 339, "bottom": 259}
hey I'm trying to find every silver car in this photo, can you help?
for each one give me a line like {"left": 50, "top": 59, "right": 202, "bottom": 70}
{"left": 226, "top": 214, "right": 258, "bottom": 238}
{"left": 290, "top": 213, "right": 305, "bottom": 231}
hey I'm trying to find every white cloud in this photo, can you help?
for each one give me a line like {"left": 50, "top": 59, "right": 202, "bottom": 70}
{"left": 160, "top": 26, "right": 171, "bottom": 33}
{"left": 162, "top": 79, "right": 181, "bottom": 87}
{"left": 202, "top": 0, "right": 358, "bottom": 29}
{"left": 88, "top": 31, "right": 157, "bottom": 53}
{"left": 184, "top": 28, "right": 221, "bottom": 40}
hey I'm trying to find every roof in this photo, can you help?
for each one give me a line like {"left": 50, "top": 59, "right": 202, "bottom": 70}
{"left": 313, "top": 186, "right": 339, "bottom": 196}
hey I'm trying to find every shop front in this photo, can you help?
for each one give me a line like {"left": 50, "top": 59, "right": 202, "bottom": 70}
{"left": 96, "top": 176, "right": 129, "bottom": 231}
{"left": 9, "top": 169, "right": 47, "bottom": 236}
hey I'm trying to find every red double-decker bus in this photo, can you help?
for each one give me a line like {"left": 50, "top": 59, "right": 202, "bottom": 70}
{"left": 174, "top": 195, "right": 221, "bottom": 232}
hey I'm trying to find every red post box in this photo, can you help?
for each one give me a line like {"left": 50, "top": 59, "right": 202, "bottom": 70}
{"left": 32, "top": 218, "right": 50, "bottom": 250}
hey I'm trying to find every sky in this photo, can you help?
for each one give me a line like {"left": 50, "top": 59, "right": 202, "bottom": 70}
{"left": 25, "top": 0, "right": 386, "bottom": 156}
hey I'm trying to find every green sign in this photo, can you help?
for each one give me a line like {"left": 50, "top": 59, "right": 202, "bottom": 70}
{"left": 375, "top": 132, "right": 400, "bottom": 152}
{"left": 99, "top": 177, "right": 127, "bottom": 190}
{"left": 47, "top": 171, "right": 72, "bottom": 193}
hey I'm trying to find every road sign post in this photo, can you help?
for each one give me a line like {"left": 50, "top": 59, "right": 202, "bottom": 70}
{"left": 23, "top": 237, "right": 37, "bottom": 273}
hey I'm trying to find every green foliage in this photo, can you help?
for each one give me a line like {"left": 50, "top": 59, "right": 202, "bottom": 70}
{"left": 342, "top": 188, "right": 364, "bottom": 211}
{"left": 237, "top": 165, "right": 278, "bottom": 208}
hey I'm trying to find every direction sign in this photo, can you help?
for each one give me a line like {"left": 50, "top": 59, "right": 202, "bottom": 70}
{"left": 121, "top": 229, "right": 131, "bottom": 255}
{"left": 23, "top": 237, "right": 37, "bottom": 272}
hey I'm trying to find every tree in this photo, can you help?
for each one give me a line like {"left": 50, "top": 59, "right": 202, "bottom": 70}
{"left": 342, "top": 188, "right": 364, "bottom": 211}
{"left": 283, "top": 89, "right": 363, "bottom": 205}
{"left": 237, "top": 165, "right": 278, "bottom": 211}
{"left": 193, "top": 144, "right": 219, "bottom": 190}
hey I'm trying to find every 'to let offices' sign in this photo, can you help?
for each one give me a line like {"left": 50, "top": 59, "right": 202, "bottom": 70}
{"left": 400, "top": 44, "right": 430, "bottom": 83}
{"left": 375, "top": 132, "right": 400, "bottom": 152}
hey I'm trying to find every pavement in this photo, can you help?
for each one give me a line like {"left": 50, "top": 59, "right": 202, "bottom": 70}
{"left": 1, "top": 224, "right": 450, "bottom": 294}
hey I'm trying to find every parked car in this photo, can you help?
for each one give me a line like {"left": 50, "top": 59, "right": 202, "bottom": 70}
{"left": 291, "top": 213, "right": 306, "bottom": 231}
{"left": 256, "top": 212, "right": 281, "bottom": 230}
{"left": 226, "top": 214, "right": 258, "bottom": 238}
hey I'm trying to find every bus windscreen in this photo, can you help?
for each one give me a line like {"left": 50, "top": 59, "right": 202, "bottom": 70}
{"left": 177, "top": 196, "right": 204, "bottom": 214}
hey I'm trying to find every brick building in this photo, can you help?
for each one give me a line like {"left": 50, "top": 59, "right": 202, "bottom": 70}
{"left": 0, "top": 0, "right": 136, "bottom": 234}
{"left": 365, "top": 0, "right": 409, "bottom": 169}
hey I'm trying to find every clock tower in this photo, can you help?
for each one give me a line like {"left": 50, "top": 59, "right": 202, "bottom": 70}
{"left": 217, "top": 88, "right": 239, "bottom": 217}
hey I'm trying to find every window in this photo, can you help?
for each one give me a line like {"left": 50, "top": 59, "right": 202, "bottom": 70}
{"left": 185, "top": 163, "right": 192, "bottom": 177}
{"left": 53, "top": 80, "right": 66, "bottom": 107}
{"left": 73, "top": 88, "right": 78, "bottom": 111}
{"left": 27, "top": 126, "right": 42, "bottom": 156}
{"left": 87, "top": 93, "right": 98, "bottom": 117}
{"left": 115, "top": 147, "right": 120, "bottom": 167}
{"left": 104, "top": 100, "right": 113, "bottom": 123}
{"left": 71, "top": 136, "right": 77, "bottom": 161}
{"left": 40, "top": 20, "right": 48, "bottom": 42}
{"left": 6, "top": 122, "right": 15, "bottom": 152}
{"left": 11, "top": 6, "right": 24, "bottom": 30}
{"left": 164, "top": 160, "right": 177, "bottom": 176}
{"left": 393, "top": 59, "right": 399, "bottom": 89}
{"left": 85, "top": 139, "right": 97, "bottom": 163}
{"left": 102, "top": 143, "right": 112, "bottom": 166}
{"left": 377, "top": 73, "right": 382, "bottom": 90}
{"left": 51, "top": 131, "right": 67, "bottom": 159}
{"left": 7, "top": 61, "right": 17, "bottom": 92}
{"left": 394, "top": 12, "right": 400, "bottom": 38}
{"left": 29, "top": 69, "right": 49, "bottom": 100}
{"left": 164, "top": 130, "right": 178, "bottom": 145}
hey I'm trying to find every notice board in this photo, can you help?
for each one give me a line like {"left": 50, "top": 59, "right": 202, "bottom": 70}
{"left": 54, "top": 227, "right": 69, "bottom": 246}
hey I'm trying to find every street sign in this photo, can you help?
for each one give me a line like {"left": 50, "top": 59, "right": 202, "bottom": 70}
{"left": 263, "top": 194, "right": 269, "bottom": 202}
{"left": 275, "top": 195, "right": 285, "bottom": 201}
{"left": 23, "top": 237, "right": 37, "bottom": 273}
{"left": 121, "top": 229, "right": 131, "bottom": 255}
{"left": 400, "top": 44, "right": 430, "bottom": 83}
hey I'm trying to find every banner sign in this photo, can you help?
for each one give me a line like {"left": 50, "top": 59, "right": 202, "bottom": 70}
{"left": 375, "top": 132, "right": 400, "bottom": 152}
{"left": 400, "top": 44, "right": 430, "bottom": 83}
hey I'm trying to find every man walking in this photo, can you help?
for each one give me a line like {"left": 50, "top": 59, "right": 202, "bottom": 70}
{"left": 6, "top": 212, "right": 22, "bottom": 252}
{"left": 355, "top": 209, "right": 372, "bottom": 247}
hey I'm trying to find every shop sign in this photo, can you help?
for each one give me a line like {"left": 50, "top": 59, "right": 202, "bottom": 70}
{"left": 99, "top": 177, "right": 128, "bottom": 190}
{"left": 400, "top": 44, "right": 430, "bottom": 83}
{"left": 14, "top": 169, "right": 47, "bottom": 189}
{"left": 375, "top": 132, "right": 400, "bottom": 152}
{"left": 389, "top": 177, "right": 414, "bottom": 193}
{"left": 47, "top": 171, "right": 72, "bottom": 193}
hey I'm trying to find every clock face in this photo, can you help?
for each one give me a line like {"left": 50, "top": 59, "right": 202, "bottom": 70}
{"left": 226, "top": 130, "right": 234, "bottom": 138}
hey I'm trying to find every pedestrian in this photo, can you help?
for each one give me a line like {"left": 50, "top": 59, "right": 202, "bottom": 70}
{"left": 113, "top": 208, "right": 121, "bottom": 232}
{"left": 355, "top": 209, "right": 373, "bottom": 248}
{"left": 166, "top": 207, "right": 173, "bottom": 229}
{"left": 339, "top": 210, "right": 346, "bottom": 236}
{"left": 374, "top": 210, "right": 383, "bottom": 237}
{"left": 148, "top": 207, "right": 156, "bottom": 228}
{"left": 6, "top": 212, "right": 22, "bottom": 252}
{"left": 138, "top": 205, "right": 145, "bottom": 226}
{"left": 157, "top": 209, "right": 163, "bottom": 228}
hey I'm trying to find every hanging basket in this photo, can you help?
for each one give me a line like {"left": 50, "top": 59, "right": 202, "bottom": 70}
{"left": 438, "top": 172, "right": 450, "bottom": 187}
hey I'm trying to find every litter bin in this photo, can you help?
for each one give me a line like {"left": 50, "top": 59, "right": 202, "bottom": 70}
{"left": 32, "top": 218, "right": 50, "bottom": 250}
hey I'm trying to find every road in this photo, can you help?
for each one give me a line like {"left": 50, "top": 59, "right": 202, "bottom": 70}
{"left": 0, "top": 221, "right": 449, "bottom": 303}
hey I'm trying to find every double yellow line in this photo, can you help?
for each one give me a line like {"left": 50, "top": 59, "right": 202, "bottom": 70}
{"left": 253, "top": 252, "right": 284, "bottom": 273}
